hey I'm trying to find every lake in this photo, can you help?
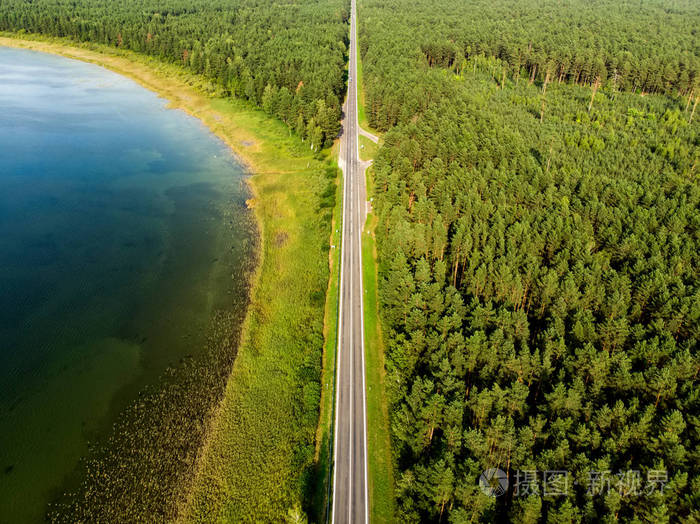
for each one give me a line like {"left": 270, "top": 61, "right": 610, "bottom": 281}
{"left": 0, "top": 46, "right": 255, "bottom": 522}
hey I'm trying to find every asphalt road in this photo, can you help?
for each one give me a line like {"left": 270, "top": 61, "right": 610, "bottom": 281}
{"left": 332, "top": 0, "right": 369, "bottom": 522}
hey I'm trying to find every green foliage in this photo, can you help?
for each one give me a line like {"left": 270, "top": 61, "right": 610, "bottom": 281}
{"left": 360, "top": 0, "right": 700, "bottom": 522}
{"left": 359, "top": 0, "right": 700, "bottom": 131}
{"left": 0, "top": 0, "right": 349, "bottom": 146}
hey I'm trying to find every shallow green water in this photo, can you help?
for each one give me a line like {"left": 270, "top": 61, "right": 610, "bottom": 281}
{"left": 0, "top": 47, "right": 254, "bottom": 522}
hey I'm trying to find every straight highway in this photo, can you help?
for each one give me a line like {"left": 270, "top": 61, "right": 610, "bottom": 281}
{"left": 332, "top": 0, "right": 369, "bottom": 521}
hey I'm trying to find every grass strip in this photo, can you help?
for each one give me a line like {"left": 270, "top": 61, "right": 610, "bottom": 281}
{"left": 359, "top": 134, "right": 378, "bottom": 162}
{"left": 311, "top": 141, "right": 344, "bottom": 523}
{"left": 356, "top": 23, "right": 395, "bottom": 516}
{"left": 355, "top": 25, "right": 395, "bottom": 515}
{"left": 362, "top": 161, "right": 396, "bottom": 523}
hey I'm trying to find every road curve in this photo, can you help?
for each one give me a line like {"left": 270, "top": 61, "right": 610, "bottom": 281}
{"left": 332, "top": 0, "right": 369, "bottom": 522}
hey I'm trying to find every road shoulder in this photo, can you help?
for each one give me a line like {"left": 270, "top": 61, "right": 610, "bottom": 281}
{"left": 361, "top": 159, "right": 396, "bottom": 524}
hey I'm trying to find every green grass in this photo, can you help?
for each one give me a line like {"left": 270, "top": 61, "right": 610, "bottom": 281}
{"left": 181, "top": 111, "right": 339, "bottom": 522}
{"left": 359, "top": 134, "right": 378, "bottom": 161}
{"left": 362, "top": 164, "right": 396, "bottom": 523}
{"left": 311, "top": 152, "right": 343, "bottom": 523}
{"left": 354, "top": 27, "right": 396, "bottom": 522}
{"left": 0, "top": 33, "right": 340, "bottom": 524}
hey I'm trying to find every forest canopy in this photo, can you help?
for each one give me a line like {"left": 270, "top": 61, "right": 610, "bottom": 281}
{"left": 360, "top": 0, "right": 700, "bottom": 131}
{"left": 0, "top": 0, "right": 349, "bottom": 148}
{"left": 359, "top": 0, "right": 700, "bottom": 522}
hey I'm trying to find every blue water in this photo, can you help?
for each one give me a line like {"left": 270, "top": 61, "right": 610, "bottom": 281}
{"left": 0, "top": 47, "right": 253, "bottom": 521}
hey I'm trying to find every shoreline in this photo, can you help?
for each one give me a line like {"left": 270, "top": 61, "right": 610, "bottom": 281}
{"left": 0, "top": 35, "right": 259, "bottom": 176}
{"left": 1, "top": 34, "right": 339, "bottom": 520}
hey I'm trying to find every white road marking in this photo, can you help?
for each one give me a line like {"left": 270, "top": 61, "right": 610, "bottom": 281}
{"left": 332, "top": 2, "right": 370, "bottom": 522}
{"left": 331, "top": 103, "right": 348, "bottom": 524}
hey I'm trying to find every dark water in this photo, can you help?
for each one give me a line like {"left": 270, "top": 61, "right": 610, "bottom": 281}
{"left": 0, "top": 47, "right": 254, "bottom": 522}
